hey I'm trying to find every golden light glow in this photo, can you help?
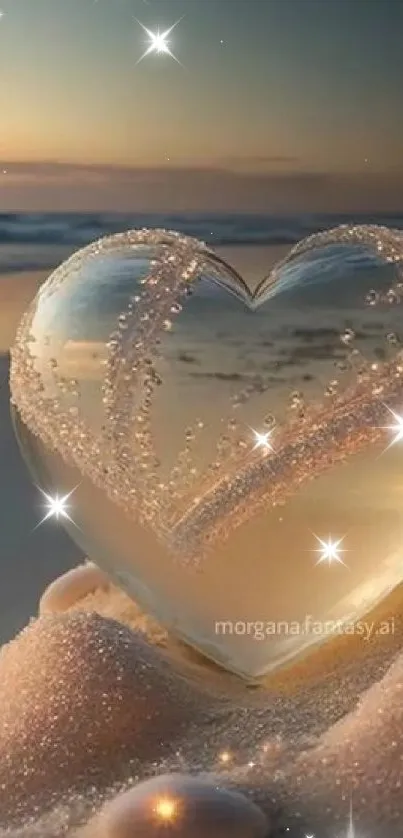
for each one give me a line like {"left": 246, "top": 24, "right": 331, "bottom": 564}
{"left": 153, "top": 796, "right": 178, "bottom": 822}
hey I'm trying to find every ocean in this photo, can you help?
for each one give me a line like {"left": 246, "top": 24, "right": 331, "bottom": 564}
{"left": 1, "top": 209, "right": 403, "bottom": 276}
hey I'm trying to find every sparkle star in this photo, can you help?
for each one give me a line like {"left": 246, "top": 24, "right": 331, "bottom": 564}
{"left": 251, "top": 428, "right": 275, "bottom": 453}
{"left": 313, "top": 534, "right": 347, "bottom": 566}
{"left": 346, "top": 797, "right": 356, "bottom": 838}
{"left": 381, "top": 405, "right": 403, "bottom": 450}
{"left": 33, "top": 486, "right": 79, "bottom": 532}
{"left": 135, "top": 18, "right": 183, "bottom": 66}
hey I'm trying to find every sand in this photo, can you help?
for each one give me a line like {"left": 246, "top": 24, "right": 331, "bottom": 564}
{"left": 0, "top": 559, "right": 402, "bottom": 836}
{"left": 0, "top": 609, "right": 227, "bottom": 827}
{"left": 289, "top": 648, "right": 403, "bottom": 836}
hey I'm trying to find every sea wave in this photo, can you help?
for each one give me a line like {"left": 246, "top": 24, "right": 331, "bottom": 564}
{"left": 0, "top": 211, "right": 403, "bottom": 275}
{"left": 1, "top": 211, "right": 403, "bottom": 246}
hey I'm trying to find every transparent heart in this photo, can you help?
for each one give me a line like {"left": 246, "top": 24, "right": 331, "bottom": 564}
{"left": 10, "top": 226, "right": 403, "bottom": 679}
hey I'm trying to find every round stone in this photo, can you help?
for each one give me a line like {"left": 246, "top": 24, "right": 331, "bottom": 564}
{"left": 84, "top": 773, "right": 268, "bottom": 838}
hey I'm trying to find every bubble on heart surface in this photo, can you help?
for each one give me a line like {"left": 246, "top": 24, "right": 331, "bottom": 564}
{"left": 9, "top": 225, "right": 403, "bottom": 680}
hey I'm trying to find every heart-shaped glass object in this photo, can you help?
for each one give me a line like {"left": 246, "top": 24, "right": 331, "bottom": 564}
{"left": 10, "top": 226, "right": 403, "bottom": 679}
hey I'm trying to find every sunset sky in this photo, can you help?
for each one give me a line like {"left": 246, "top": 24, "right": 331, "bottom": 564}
{"left": 1, "top": 0, "right": 402, "bottom": 212}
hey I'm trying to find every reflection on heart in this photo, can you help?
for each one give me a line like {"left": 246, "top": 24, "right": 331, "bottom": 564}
{"left": 9, "top": 225, "right": 403, "bottom": 679}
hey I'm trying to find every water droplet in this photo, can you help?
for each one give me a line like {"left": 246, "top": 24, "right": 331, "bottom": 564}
{"left": 290, "top": 390, "right": 303, "bottom": 409}
{"left": 340, "top": 328, "right": 355, "bottom": 345}
{"left": 325, "top": 380, "right": 338, "bottom": 397}
{"left": 335, "top": 359, "right": 349, "bottom": 372}
{"left": 386, "top": 288, "right": 399, "bottom": 304}
{"left": 365, "top": 289, "right": 379, "bottom": 306}
{"left": 171, "top": 303, "right": 182, "bottom": 314}
{"left": 386, "top": 332, "right": 400, "bottom": 346}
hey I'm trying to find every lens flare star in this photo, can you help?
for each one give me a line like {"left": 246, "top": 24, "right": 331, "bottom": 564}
{"left": 135, "top": 18, "right": 183, "bottom": 65}
{"left": 33, "top": 486, "right": 79, "bottom": 532}
{"left": 313, "top": 534, "right": 347, "bottom": 566}
{"left": 251, "top": 428, "right": 275, "bottom": 453}
{"left": 345, "top": 798, "right": 357, "bottom": 838}
{"left": 381, "top": 404, "right": 403, "bottom": 450}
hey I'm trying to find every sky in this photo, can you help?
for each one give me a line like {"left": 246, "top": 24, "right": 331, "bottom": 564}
{"left": 0, "top": 0, "right": 403, "bottom": 212}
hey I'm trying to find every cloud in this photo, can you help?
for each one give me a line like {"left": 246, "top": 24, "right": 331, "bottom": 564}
{"left": 1, "top": 161, "right": 403, "bottom": 213}
{"left": 214, "top": 155, "right": 302, "bottom": 169}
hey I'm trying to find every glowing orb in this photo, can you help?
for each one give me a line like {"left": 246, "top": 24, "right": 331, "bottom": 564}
{"left": 86, "top": 773, "right": 268, "bottom": 837}
{"left": 153, "top": 795, "right": 178, "bottom": 821}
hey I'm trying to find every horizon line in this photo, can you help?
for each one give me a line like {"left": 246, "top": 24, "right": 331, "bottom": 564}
{"left": 2, "top": 159, "right": 403, "bottom": 178}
